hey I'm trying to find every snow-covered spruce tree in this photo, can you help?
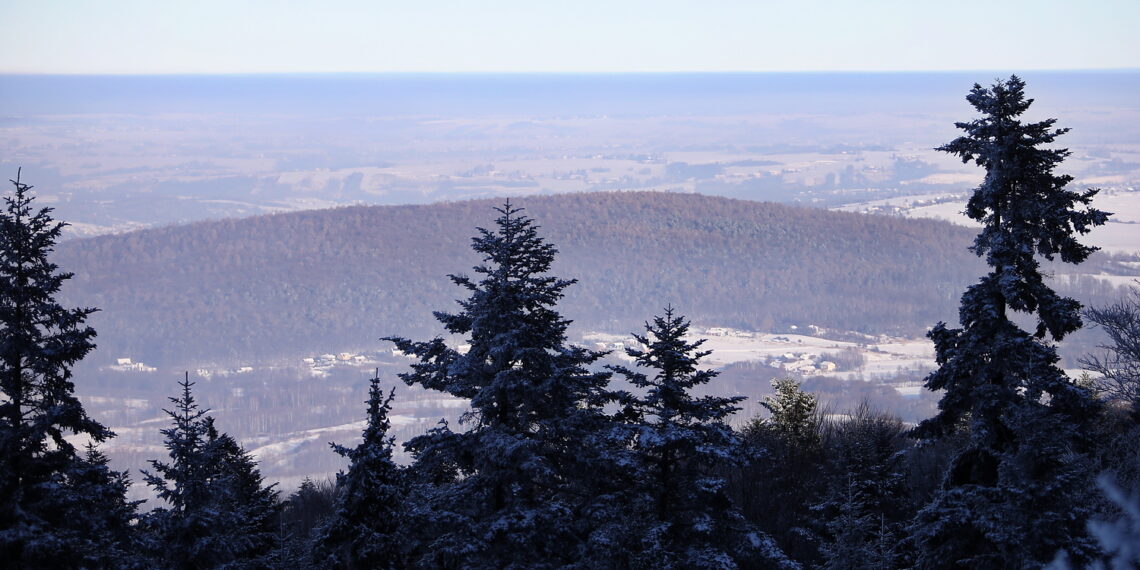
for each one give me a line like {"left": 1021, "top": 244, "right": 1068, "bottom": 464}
{"left": 61, "top": 444, "right": 149, "bottom": 567}
{"left": 606, "top": 308, "right": 795, "bottom": 569}
{"left": 384, "top": 201, "right": 615, "bottom": 568}
{"left": 142, "top": 375, "right": 280, "bottom": 569}
{"left": 0, "top": 171, "right": 140, "bottom": 567}
{"left": 909, "top": 76, "right": 1109, "bottom": 568}
{"left": 314, "top": 372, "right": 408, "bottom": 569}
{"left": 140, "top": 376, "right": 212, "bottom": 566}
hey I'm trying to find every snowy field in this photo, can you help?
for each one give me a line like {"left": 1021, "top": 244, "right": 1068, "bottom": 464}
{"left": 891, "top": 188, "right": 1140, "bottom": 256}
{"left": 834, "top": 187, "right": 1140, "bottom": 257}
{"left": 584, "top": 328, "right": 935, "bottom": 384}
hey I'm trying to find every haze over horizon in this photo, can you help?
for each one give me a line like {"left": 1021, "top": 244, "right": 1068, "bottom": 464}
{"left": 2, "top": 0, "right": 1137, "bottom": 75}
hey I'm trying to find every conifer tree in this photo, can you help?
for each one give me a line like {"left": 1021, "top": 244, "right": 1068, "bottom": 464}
{"left": 738, "top": 378, "right": 826, "bottom": 561}
{"left": 0, "top": 171, "right": 138, "bottom": 566}
{"left": 142, "top": 375, "right": 280, "bottom": 568}
{"left": 607, "top": 308, "right": 794, "bottom": 569}
{"left": 202, "top": 418, "right": 281, "bottom": 563}
{"left": 65, "top": 444, "right": 148, "bottom": 567}
{"left": 385, "top": 201, "right": 615, "bottom": 568}
{"left": 909, "top": 76, "right": 1109, "bottom": 567}
{"left": 761, "top": 378, "right": 823, "bottom": 453}
{"left": 314, "top": 372, "right": 407, "bottom": 569}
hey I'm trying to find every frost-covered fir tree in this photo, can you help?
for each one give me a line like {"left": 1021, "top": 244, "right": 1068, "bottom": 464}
{"left": 62, "top": 444, "right": 148, "bottom": 567}
{"left": 141, "top": 377, "right": 212, "bottom": 565}
{"left": 909, "top": 76, "right": 1109, "bottom": 568}
{"left": 314, "top": 373, "right": 408, "bottom": 569}
{"left": 142, "top": 376, "right": 280, "bottom": 569}
{"left": 606, "top": 308, "right": 795, "bottom": 569}
{"left": 0, "top": 171, "right": 139, "bottom": 567}
{"left": 385, "top": 201, "right": 615, "bottom": 568}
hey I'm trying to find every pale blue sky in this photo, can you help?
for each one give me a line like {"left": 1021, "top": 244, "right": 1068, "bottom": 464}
{"left": 1, "top": 0, "right": 1136, "bottom": 74}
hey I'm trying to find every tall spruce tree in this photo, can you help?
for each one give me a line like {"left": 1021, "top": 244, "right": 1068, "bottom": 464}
{"left": 607, "top": 308, "right": 795, "bottom": 569}
{"left": 0, "top": 171, "right": 139, "bottom": 566}
{"left": 314, "top": 372, "right": 407, "bottom": 569}
{"left": 909, "top": 76, "right": 1109, "bottom": 568}
{"left": 384, "top": 201, "right": 615, "bottom": 568}
{"left": 142, "top": 375, "right": 280, "bottom": 569}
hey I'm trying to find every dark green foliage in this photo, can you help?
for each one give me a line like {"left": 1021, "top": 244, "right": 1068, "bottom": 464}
{"left": 386, "top": 202, "right": 616, "bottom": 568}
{"left": 909, "top": 76, "right": 1108, "bottom": 568}
{"left": 314, "top": 373, "right": 408, "bottom": 569}
{"left": 0, "top": 171, "right": 139, "bottom": 567}
{"left": 142, "top": 376, "right": 280, "bottom": 569}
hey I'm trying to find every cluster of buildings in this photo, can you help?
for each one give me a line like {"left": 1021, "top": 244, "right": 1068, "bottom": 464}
{"left": 303, "top": 352, "right": 371, "bottom": 376}
{"left": 109, "top": 357, "right": 157, "bottom": 373}
{"left": 590, "top": 338, "right": 641, "bottom": 352}
{"left": 766, "top": 352, "right": 838, "bottom": 375}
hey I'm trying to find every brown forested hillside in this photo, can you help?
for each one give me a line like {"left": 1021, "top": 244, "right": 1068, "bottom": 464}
{"left": 56, "top": 191, "right": 984, "bottom": 367}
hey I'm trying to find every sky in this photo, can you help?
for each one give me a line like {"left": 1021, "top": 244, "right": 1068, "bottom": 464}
{"left": 1, "top": 0, "right": 1137, "bottom": 74}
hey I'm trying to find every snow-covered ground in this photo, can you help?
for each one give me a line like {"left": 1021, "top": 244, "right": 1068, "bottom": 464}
{"left": 841, "top": 187, "right": 1140, "bottom": 256}
{"left": 697, "top": 332, "right": 857, "bottom": 367}
{"left": 905, "top": 193, "right": 1140, "bottom": 256}
{"left": 585, "top": 327, "right": 935, "bottom": 388}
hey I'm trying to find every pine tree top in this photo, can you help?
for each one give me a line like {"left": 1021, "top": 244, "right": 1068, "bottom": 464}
{"left": 330, "top": 371, "right": 398, "bottom": 466}
{"left": 937, "top": 76, "right": 1109, "bottom": 340}
{"left": 385, "top": 201, "right": 609, "bottom": 431}
{"left": 610, "top": 306, "right": 743, "bottom": 426}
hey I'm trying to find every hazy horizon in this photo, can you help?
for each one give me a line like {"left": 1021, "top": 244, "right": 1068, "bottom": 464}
{"left": 3, "top": 1, "right": 1136, "bottom": 74}
{"left": 4, "top": 71, "right": 1138, "bottom": 238}
{"left": 5, "top": 70, "right": 1138, "bottom": 115}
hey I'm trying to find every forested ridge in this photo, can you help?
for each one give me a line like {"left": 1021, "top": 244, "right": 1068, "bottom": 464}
{"left": 56, "top": 191, "right": 985, "bottom": 367}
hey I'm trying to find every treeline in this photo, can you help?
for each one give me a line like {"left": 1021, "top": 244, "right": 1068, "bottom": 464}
{"left": 55, "top": 191, "right": 990, "bottom": 367}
